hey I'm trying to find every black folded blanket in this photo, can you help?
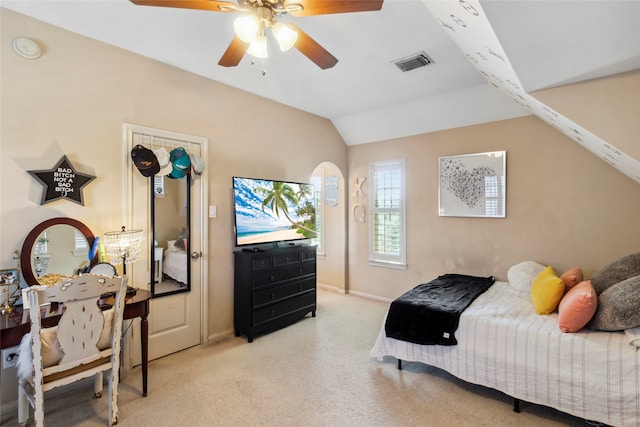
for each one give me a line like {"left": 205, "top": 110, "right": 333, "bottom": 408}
{"left": 384, "top": 273, "right": 495, "bottom": 346}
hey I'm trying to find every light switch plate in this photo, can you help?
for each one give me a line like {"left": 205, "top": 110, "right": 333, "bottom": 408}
{"left": 209, "top": 205, "right": 217, "bottom": 218}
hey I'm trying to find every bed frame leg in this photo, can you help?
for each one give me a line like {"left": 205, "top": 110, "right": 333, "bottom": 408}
{"left": 397, "top": 359, "right": 402, "bottom": 370}
{"left": 513, "top": 398, "right": 520, "bottom": 413}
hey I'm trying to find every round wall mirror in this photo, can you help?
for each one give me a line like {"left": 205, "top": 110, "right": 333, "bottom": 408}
{"left": 20, "top": 217, "right": 96, "bottom": 286}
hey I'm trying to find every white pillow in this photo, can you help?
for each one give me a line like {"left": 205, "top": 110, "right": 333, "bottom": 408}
{"left": 96, "top": 307, "right": 115, "bottom": 350}
{"left": 166, "top": 240, "right": 179, "bottom": 252}
{"left": 17, "top": 327, "right": 64, "bottom": 380}
{"left": 507, "top": 261, "right": 546, "bottom": 293}
{"left": 17, "top": 308, "right": 114, "bottom": 380}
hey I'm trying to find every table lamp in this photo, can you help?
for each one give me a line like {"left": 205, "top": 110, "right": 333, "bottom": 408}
{"left": 103, "top": 226, "right": 144, "bottom": 275}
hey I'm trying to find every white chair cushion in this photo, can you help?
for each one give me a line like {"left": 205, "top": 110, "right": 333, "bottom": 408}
{"left": 16, "top": 307, "right": 115, "bottom": 380}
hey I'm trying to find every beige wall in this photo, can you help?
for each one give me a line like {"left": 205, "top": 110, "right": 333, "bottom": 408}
{"left": 532, "top": 70, "right": 640, "bottom": 160}
{"left": 0, "top": 6, "right": 346, "bottom": 377}
{"left": 3, "top": 5, "right": 640, "bottom": 407}
{"left": 347, "top": 75, "right": 640, "bottom": 299}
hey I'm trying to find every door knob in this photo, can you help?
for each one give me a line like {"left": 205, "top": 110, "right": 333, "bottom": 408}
{"left": 191, "top": 251, "right": 202, "bottom": 259}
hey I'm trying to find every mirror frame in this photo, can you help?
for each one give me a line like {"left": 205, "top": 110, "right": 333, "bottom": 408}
{"left": 20, "top": 217, "right": 96, "bottom": 286}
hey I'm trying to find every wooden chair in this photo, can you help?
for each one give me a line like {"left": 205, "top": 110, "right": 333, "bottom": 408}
{"left": 17, "top": 275, "right": 127, "bottom": 426}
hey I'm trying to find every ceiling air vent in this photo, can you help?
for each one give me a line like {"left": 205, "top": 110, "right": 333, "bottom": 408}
{"left": 393, "top": 52, "right": 434, "bottom": 72}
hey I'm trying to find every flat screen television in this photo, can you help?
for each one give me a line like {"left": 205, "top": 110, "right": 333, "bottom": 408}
{"left": 233, "top": 176, "right": 317, "bottom": 247}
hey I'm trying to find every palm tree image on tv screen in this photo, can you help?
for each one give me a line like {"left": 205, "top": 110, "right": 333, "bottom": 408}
{"left": 233, "top": 177, "right": 317, "bottom": 247}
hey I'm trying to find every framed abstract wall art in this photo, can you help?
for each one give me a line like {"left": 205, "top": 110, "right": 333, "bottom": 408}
{"left": 438, "top": 151, "right": 506, "bottom": 218}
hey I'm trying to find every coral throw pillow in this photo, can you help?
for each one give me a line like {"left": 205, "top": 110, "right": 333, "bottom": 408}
{"left": 531, "top": 266, "right": 565, "bottom": 315}
{"left": 558, "top": 280, "right": 597, "bottom": 333}
{"left": 560, "top": 267, "right": 583, "bottom": 292}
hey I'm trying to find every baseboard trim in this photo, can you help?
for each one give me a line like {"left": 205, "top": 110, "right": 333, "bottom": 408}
{"left": 317, "top": 283, "right": 346, "bottom": 294}
{"left": 346, "top": 289, "right": 393, "bottom": 303}
{"left": 206, "top": 329, "right": 234, "bottom": 344}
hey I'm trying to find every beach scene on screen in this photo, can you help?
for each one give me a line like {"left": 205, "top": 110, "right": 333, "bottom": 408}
{"left": 233, "top": 177, "right": 317, "bottom": 246}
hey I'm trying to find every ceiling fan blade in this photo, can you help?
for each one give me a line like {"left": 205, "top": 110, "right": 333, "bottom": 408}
{"left": 218, "top": 36, "right": 249, "bottom": 67}
{"left": 129, "top": 0, "right": 239, "bottom": 12}
{"left": 289, "top": 0, "right": 383, "bottom": 17}
{"left": 289, "top": 24, "right": 338, "bottom": 70}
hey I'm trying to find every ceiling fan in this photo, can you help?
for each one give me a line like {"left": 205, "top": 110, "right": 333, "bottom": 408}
{"left": 130, "top": 0, "right": 384, "bottom": 69}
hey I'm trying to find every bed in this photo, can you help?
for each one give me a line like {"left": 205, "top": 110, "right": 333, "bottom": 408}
{"left": 162, "top": 239, "right": 188, "bottom": 285}
{"left": 370, "top": 267, "right": 640, "bottom": 427}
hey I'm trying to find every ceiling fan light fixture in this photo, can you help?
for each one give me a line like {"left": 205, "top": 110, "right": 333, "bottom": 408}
{"left": 247, "top": 35, "right": 268, "bottom": 59}
{"left": 234, "top": 14, "right": 260, "bottom": 43}
{"left": 274, "top": 2, "right": 303, "bottom": 14}
{"left": 272, "top": 22, "right": 298, "bottom": 52}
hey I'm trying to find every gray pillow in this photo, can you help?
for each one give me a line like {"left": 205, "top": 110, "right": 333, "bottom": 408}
{"left": 174, "top": 227, "right": 188, "bottom": 250}
{"left": 589, "top": 275, "right": 640, "bottom": 331}
{"left": 590, "top": 252, "right": 640, "bottom": 295}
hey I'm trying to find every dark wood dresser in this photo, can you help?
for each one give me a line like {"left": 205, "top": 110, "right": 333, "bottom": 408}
{"left": 234, "top": 245, "right": 316, "bottom": 342}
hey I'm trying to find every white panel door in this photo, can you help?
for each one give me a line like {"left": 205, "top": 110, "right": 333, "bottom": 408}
{"left": 124, "top": 123, "right": 207, "bottom": 363}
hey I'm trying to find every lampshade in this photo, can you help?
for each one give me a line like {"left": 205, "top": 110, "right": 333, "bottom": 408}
{"left": 272, "top": 22, "right": 298, "bottom": 52}
{"left": 247, "top": 35, "right": 268, "bottom": 59}
{"left": 234, "top": 14, "right": 260, "bottom": 43}
{"left": 103, "top": 226, "right": 144, "bottom": 266}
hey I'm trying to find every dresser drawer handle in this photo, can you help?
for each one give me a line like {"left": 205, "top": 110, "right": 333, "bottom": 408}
{"left": 270, "top": 275, "right": 276, "bottom": 282}
{"left": 298, "top": 284, "right": 303, "bottom": 291}
{"left": 270, "top": 292, "right": 276, "bottom": 300}
{"left": 285, "top": 257, "right": 290, "bottom": 262}
{"left": 298, "top": 268, "right": 303, "bottom": 275}
{"left": 270, "top": 310, "right": 276, "bottom": 317}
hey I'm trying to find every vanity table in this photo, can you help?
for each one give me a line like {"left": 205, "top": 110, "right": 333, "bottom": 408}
{"left": 6, "top": 217, "right": 153, "bottom": 396}
{"left": 0, "top": 290, "right": 151, "bottom": 396}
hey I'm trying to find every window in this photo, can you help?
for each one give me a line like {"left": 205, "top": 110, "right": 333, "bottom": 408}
{"left": 483, "top": 174, "right": 505, "bottom": 216}
{"left": 73, "top": 229, "right": 88, "bottom": 256}
{"left": 369, "top": 160, "right": 406, "bottom": 268}
{"left": 154, "top": 176, "right": 165, "bottom": 197}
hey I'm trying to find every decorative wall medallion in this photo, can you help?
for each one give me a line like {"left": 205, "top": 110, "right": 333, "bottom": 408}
{"left": 28, "top": 155, "right": 96, "bottom": 206}
{"left": 352, "top": 203, "right": 366, "bottom": 223}
{"left": 352, "top": 177, "right": 367, "bottom": 198}
{"left": 325, "top": 175, "right": 339, "bottom": 207}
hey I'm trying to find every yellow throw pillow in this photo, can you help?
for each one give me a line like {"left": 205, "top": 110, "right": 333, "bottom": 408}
{"left": 531, "top": 266, "right": 565, "bottom": 315}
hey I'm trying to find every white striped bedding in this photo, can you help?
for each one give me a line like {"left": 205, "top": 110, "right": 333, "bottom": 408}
{"left": 370, "top": 281, "right": 640, "bottom": 427}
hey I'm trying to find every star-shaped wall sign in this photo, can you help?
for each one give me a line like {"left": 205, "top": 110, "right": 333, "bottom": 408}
{"left": 28, "top": 155, "right": 96, "bottom": 206}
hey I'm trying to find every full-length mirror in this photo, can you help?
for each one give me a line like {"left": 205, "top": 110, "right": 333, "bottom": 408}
{"left": 150, "top": 173, "right": 191, "bottom": 297}
{"left": 20, "top": 217, "right": 96, "bottom": 286}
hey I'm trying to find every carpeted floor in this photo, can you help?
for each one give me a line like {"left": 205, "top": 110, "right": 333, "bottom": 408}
{"left": 2, "top": 289, "right": 593, "bottom": 426}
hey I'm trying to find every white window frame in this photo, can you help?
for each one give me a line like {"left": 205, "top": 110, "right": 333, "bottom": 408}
{"left": 368, "top": 159, "right": 406, "bottom": 269}
{"left": 72, "top": 229, "right": 89, "bottom": 257}
{"left": 154, "top": 175, "right": 165, "bottom": 197}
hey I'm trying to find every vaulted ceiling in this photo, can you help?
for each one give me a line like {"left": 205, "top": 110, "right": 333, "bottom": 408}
{"left": 2, "top": 0, "right": 639, "bottom": 181}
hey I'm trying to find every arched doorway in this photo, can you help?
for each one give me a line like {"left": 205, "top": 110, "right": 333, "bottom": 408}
{"left": 311, "top": 162, "right": 347, "bottom": 293}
